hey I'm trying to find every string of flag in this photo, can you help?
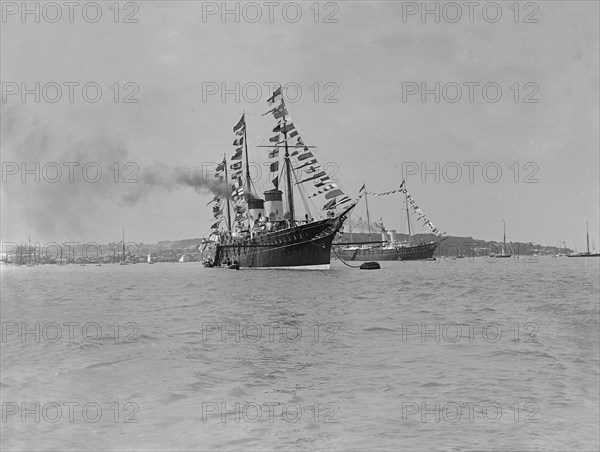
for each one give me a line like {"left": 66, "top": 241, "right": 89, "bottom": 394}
{"left": 263, "top": 89, "right": 351, "bottom": 211}
{"left": 358, "top": 181, "right": 443, "bottom": 237}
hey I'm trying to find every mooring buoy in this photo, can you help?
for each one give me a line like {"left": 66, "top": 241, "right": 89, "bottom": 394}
{"left": 359, "top": 262, "right": 380, "bottom": 270}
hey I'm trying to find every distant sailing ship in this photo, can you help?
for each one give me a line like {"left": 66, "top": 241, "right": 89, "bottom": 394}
{"left": 205, "top": 87, "right": 354, "bottom": 270}
{"left": 567, "top": 222, "right": 600, "bottom": 257}
{"left": 490, "top": 220, "right": 512, "bottom": 258}
{"left": 335, "top": 181, "right": 442, "bottom": 261}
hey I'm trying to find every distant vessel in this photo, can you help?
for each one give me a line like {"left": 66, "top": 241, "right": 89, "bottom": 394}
{"left": 334, "top": 181, "right": 442, "bottom": 261}
{"left": 147, "top": 253, "right": 155, "bottom": 264}
{"left": 568, "top": 222, "right": 600, "bottom": 257}
{"left": 490, "top": 220, "right": 512, "bottom": 258}
{"left": 205, "top": 87, "right": 354, "bottom": 270}
{"left": 553, "top": 241, "right": 568, "bottom": 257}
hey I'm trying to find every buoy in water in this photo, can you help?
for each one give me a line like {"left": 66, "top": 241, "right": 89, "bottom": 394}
{"left": 359, "top": 261, "right": 380, "bottom": 270}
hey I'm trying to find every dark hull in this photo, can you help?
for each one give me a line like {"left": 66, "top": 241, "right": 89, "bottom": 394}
{"left": 214, "top": 215, "right": 346, "bottom": 269}
{"left": 335, "top": 241, "right": 439, "bottom": 261}
{"left": 567, "top": 253, "right": 600, "bottom": 257}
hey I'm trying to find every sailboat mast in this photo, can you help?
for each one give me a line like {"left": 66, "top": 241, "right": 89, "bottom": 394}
{"left": 503, "top": 220, "right": 506, "bottom": 252}
{"left": 122, "top": 227, "right": 126, "bottom": 263}
{"left": 586, "top": 221, "right": 590, "bottom": 254}
{"left": 364, "top": 184, "right": 372, "bottom": 241}
{"left": 282, "top": 110, "right": 295, "bottom": 222}
{"left": 349, "top": 212, "right": 354, "bottom": 242}
{"left": 222, "top": 154, "right": 232, "bottom": 231}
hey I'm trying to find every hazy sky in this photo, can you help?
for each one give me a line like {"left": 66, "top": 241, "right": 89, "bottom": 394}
{"left": 1, "top": 1, "right": 599, "bottom": 250}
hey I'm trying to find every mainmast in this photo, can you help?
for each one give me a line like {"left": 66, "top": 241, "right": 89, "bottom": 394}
{"left": 405, "top": 191, "right": 412, "bottom": 240}
{"left": 282, "top": 106, "right": 295, "bottom": 223}
{"left": 586, "top": 221, "right": 590, "bottom": 254}
{"left": 122, "top": 227, "right": 125, "bottom": 263}
{"left": 222, "top": 155, "right": 232, "bottom": 231}
{"left": 503, "top": 220, "right": 506, "bottom": 254}
{"left": 364, "top": 183, "right": 372, "bottom": 242}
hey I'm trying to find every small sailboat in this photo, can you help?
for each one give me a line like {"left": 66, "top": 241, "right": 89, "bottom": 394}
{"left": 567, "top": 222, "right": 600, "bottom": 257}
{"left": 147, "top": 253, "right": 155, "bottom": 264}
{"left": 491, "top": 220, "right": 512, "bottom": 258}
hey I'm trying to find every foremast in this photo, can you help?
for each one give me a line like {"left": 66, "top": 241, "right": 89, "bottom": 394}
{"left": 281, "top": 111, "right": 295, "bottom": 223}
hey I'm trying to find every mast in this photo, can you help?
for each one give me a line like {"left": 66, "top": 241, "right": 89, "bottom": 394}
{"left": 503, "top": 220, "right": 506, "bottom": 254}
{"left": 222, "top": 154, "right": 232, "bottom": 231}
{"left": 405, "top": 191, "right": 412, "bottom": 240}
{"left": 282, "top": 106, "right": 295, "bottom": 223}
{"left": 349, "top": 212, "right": 354, "bottom": 242}
{"left": 364, "top": 183, "right": 372, "bottom": 241}
{"left": 586, "top": 221, "right": 590, "bottom": 254}
{"left": 122, "top": 227, "right": 125, "bottom": 263}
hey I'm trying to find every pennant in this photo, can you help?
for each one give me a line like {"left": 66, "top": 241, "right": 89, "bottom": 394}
{"left": 297, "top": 171, "right": 326, "bottom": 184}
{"left": 269, "top": 135, "right": 280, "bottom": 143}
{"left": 281, "top": 123, "right": 295, "bottom": 134}
{"left": 289, "top": 130, "right": 299, "bottom": 138}
{"left": 270, "top": 161, "right": 279, "bottom": 172}
{"left": 304, "top": 165, "right": 320, "bottom": 174}
{"left": 233, "top": 114, "right": 245, "bottom": 133}
{"left": 231, "top": 148, "right": 243, "bottom": 160}
{"left": 268, "top": 149, "right": 279, "bottom": 159}
{"left": 337, "top": 196, "right": 353, "bottom": 206}
{"left": 272, "top": 124, "right": 281, "bottom": 133}
{"left": 325, "top": 189, "right": 344, "bottom": 199}
{"left": 323, "top": 199, "right": 337, "bottom": 210}
{"left": 309, "top": 184, "right": 336, "bottom": 197}
{"left": 206, "top": 195, "right": 220, "bottom": 206}
{"left": 272, "top": 176, "right": 279, "bottom": 188}
{"left": 297, "top": 151, "right": 314, "bottom": 161}
{"left": 216, "top": 163, "right": 225, "bottom": 172}
{"left": 295, "top": 159, "right": 318, "bottom": 170}
{"left": 231, "top": 171, "right": 243, "bottom": 179}
{"left": 233, "top": 137, "right": 243, "bottom": 146}
{"left": 210, "top": 221, "right": 220, "bottom": 229}
{"left": 230, "top": 162, "right": 242, "bottom": 170}
{"left": 267, "top": 86, "right": 282, "bottom": 105}
{"left": 400, "top": 180, "right": 405, "bottom": 189}
{"left": 213, "top": 209, "right": 223, "bottom": 218}
{"left": 273, "top": 105, "right": 287, "bottom": 119}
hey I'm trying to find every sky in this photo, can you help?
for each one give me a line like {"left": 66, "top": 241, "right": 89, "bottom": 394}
{"left": 1, "top": 1, "right": 599, "bottom": 251}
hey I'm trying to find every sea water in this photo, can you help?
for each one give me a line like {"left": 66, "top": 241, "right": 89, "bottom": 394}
{"left": 1, "top": 257, "right": 599, "bottom": 451}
